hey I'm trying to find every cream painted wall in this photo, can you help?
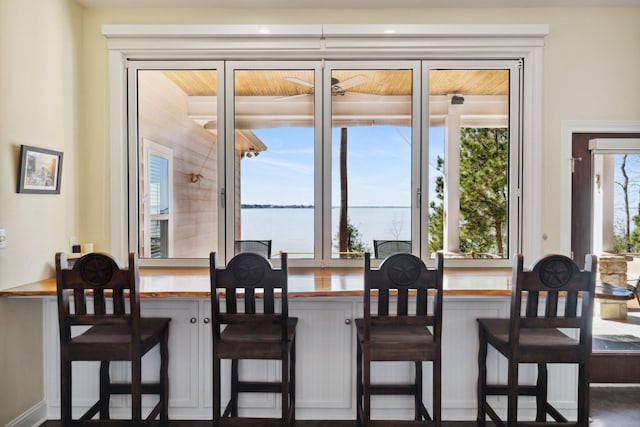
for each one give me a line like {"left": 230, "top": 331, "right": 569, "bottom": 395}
{"left": 81, "top": 7, "right": 640, "bottom": 256}
{"left": 0, "top": 299, "right": 43, "bottom": 426}
{"left": 0, "top": 0, "right": 83, "bottom": 288}
{"left": 0, "top": 0, "right": 82, "bottom": 423}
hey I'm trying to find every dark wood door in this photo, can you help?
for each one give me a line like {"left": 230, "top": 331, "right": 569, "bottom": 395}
{"left": 571, "top": 132, "right": 640, "bottom": 268}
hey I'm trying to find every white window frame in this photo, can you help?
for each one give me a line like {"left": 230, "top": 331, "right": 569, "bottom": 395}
{"left": 323, "top": 60, "right": 421, "bottom": 266}
{"left": 142, "top": 138, "right": 174, "bottom": 258}
{"left": 225, "top": 61, "right": 324, "bottom": 265}
{"left": 422, "top": 60, "right": 523, "bottom": 266}
{"left": 106, "top": 24, "right": 547, "bottom": 267}
{"left": 125, "top": 60, "right": 226, "bottom": 266}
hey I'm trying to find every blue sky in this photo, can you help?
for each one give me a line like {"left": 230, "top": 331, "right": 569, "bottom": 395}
{"left": 240, "top": 126, "right": 445, "bottom": 206}
{"left": 614, "top": 154, "right": 640, "bottom": 234}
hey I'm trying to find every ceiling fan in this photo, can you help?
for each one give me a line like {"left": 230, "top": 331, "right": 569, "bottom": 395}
{"left": 277, "top": 74, "right": 369, "bottom": 100}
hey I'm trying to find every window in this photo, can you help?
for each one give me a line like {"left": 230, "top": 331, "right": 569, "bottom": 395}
{"left": 109, "top": 25, "right": 547, "bottom": 266}
{"left": 143, "top": 139, "right": 173, "bottom": 257}
{"left": 426, "top": 64, "right": 521, "bottom": 260}
{"left": 328, "top": 64, "right": 416, "bottom": 260}
{"left": 230, "top": 66, "right": 319, "bottom": 260}
{"left": 129, "top": 65, "right": 223, "bottom": 262}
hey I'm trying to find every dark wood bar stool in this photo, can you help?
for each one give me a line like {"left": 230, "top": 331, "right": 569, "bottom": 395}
{"left": 55, "top": 252, "right": 170, "bottom": 426}
{"left": 477, "top": 253, "right": 597, "bottom": 427}
{"left": 356, "top": 252, "right": 444, "bottom": 427}
{"left": 210, "top": 252, "right": 297, "bottom": 427}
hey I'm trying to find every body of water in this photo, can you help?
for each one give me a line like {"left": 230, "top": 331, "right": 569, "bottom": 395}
{"left": 241, "top": 206, "right": 411, "bottom": 257}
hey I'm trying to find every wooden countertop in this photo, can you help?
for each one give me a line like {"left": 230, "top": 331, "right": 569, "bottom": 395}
{"left": 0, "top": 267, "right": 512, "bottom": 298}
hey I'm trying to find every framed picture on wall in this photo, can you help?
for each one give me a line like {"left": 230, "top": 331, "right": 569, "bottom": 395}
{"left": 17, "top": 145, "right": 63, "bottom": 194}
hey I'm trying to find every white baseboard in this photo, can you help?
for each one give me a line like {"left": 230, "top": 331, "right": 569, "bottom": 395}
{"left": 5, "top": 400, "right": 47, "bottom": 427}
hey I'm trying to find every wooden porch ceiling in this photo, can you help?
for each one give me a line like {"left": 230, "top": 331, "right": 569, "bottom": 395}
{"left": 163, "top": 69, "right": 508, "bottom": 97}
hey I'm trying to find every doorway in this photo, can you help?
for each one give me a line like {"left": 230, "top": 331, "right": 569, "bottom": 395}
{"left": 570, "top": 132, "right": 640, "bottom": 268}
{"left": 570, "top": 131, "right": 640, "bottom": 384}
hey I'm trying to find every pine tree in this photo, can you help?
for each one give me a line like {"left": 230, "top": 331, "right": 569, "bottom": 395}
{"left": 429, "top": 127, "right": 508, "bottom": 257}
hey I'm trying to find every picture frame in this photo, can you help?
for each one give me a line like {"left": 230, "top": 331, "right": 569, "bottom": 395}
{"left": 17, "top": 145, "right": 63, "bottom": 194}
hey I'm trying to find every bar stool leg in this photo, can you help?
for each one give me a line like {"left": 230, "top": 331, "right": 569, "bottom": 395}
{"left": 536, "top": 362, "right": 548, "bottom": 422}
{"left": 61, "top": 359, "right": 72, "bottom": 425}
{"left": 364, "top": 352, "right": 371, "bottom": 425}
{"left": 160, "top": 327, "right": 170, "bottom": 426}
{"left": 577, "top": 363, "right": 590, "bottom": 426}
{"left": 99, "top": 361, "right": 110, "bottom": 419}
{"left": 507, "top": 357, "right": 519, "bottom": 427}
{"left": 434, "top": 358, "right": 441, "bottom": 425}
{"left": 132, "top": 357, "right": 142, "bottom": 421}
{"left": 415, "top": 361, "right": 423, "bottom": 420}
{"left": 290, "top": 336, "right": 296, "bottom": 426}
{"left": 477, "top": 328, "right": 488, "bottom": 427}
{"left": 231, "top": 359, "right": 239, "bottom": 416}
{"left": 356, "top": 340, "right": 363, "bottom": 427}
{"left": 213, "top": 356, "right": 221, "bottom": 426}
{"left": 282, "top": 349, "right": 289, "bottom": 426}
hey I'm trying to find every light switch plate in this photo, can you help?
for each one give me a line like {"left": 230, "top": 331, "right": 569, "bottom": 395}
{"left": 0, "top": 228, "right": 6, "bottom": 248}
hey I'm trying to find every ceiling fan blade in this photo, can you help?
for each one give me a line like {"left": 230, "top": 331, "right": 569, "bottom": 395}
{"left": 273, "top": 93, "right": 313, "bottom": 101}
{"left": 285, "top": 77, "right": 315, "bottom": 89}
{"left": 339, "top": 92, "right": 380, "bottom": 100}
{"left": 337, "top": 74, "right": 368, "bottom": 90}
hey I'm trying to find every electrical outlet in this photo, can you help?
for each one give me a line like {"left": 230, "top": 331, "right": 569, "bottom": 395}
{"left": 0, "top": 229, "right": 6, "bottom": 249}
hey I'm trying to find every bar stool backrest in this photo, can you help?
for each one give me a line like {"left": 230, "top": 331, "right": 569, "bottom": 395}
{"left": 363, "top": 251, "right": 444, "bottom": 343}
{"left": 56, "top": 252, "right": 140, "bottom": 345}
{"left": 210, "top": 252, "right": 289, "bottom": 343}
{"left": 509, "top": 253, "right": 597, "bottom": 354}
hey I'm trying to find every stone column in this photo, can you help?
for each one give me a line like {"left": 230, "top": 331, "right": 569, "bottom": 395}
{"left": 598, "top": 254, "right": 631, "bottom": 320}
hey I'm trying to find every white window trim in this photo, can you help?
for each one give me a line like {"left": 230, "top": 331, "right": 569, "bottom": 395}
{"left": 105, "top": 24, "right": 548, "bottom": 266}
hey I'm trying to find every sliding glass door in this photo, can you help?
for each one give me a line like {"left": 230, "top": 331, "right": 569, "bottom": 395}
{"left": 424, "top": 61, "right": 522, "bottom": 262}
{"left": 127, "top": 59, "right": 523, "bottom": 266}
{"left": 128, "top": 62, "right": 224, "bottom": 261}
{"left": 325, "top": 62, "right": 419, "bottom": 260}
{"left": 227, "top": 64, "right": 321, "bottom": 260}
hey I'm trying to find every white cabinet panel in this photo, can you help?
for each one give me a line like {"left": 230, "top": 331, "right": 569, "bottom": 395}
{"left": 291, "top": 299, "right": 354, "bottom": 419}
{"left": 141, "top": 299, "right": 200, "bottom": 411}
{"left": 441, "top": 297, "right": 508, "bottom": 420}
{"left": 200, "top": 300, "right": 212, "bottom": 410}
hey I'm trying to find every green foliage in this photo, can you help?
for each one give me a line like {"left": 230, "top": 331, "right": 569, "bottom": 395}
{"left": 428, "top": 201, "right": 444, "bottom": 253}
{"left": 428, "top": 157, "right": 445, "bottom": 253}
{"left": 429, "top": 127, "right": 508, "bottom": 256}
{"left": 613, "top": 234, "right": 630, "bottom": 254}
{"left": 630, "top": 215, "right": 640, "bottom": 253}
{"left": 334, "top": 217, "right": 369, "bottom": 258}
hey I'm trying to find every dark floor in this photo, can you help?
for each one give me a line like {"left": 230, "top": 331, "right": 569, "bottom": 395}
{"left": 589, "top": 386, "right": 640, "bottom": 427}
{"left": 40, "top": 386, "right": 640, "bottom": 427}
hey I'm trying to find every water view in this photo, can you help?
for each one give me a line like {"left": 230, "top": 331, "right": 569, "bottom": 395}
{"left": 241, "top": 206, "right": 411, "bottom": 257}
